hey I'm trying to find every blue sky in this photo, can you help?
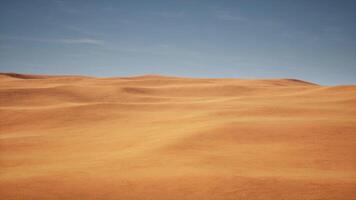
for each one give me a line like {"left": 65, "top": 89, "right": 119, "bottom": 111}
{"left": 0, "top": 0, "right": 355, "bottom": 85}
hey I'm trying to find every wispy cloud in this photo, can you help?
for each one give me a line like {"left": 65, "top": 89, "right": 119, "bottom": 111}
{"left": 215, "top": 10, "right": 246, "bottom": 21}
{"left": 64, "top": 25, "right": 106, "bottom": 36}
{"left": 0, "top": 35, "right": 105, "bottom": 46}
{"left": 58, "top": 38, "right": 104, "bottom": 45}
{"left": 149, "top": 11, "right": 185, "bottom": 18}
{"left": 100, "top": 44, "right": 200, "bottom": 57}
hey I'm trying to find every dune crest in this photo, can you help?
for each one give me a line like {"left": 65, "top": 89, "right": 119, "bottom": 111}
{"left": 1, "top": 73, "right": 356, "bottom": 200}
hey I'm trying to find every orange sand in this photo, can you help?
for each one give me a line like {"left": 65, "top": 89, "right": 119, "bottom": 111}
{"left": 1, "top": 73, "right": 356, "bottom": 199}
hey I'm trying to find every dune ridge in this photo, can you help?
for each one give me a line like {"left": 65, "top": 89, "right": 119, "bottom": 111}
{"left": 1, "top": 73, "right": 356, "bottom": 200}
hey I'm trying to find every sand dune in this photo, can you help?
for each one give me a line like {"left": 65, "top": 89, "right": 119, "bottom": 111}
{"left": 0, "top": 73, "right": 356, "bottom": 199}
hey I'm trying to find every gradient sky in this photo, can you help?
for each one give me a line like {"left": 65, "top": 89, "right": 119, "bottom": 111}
{"left": 1, "top": 0, "right": 355, "bottom": 85}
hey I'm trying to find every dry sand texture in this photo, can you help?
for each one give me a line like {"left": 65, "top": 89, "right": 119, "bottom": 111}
{"left": 1, "top": 73, "right": 356, "bottom": 199}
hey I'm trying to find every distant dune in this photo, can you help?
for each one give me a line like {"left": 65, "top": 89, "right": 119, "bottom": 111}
{"left": 1, "top": 73, "right": 356, "bottom": 200}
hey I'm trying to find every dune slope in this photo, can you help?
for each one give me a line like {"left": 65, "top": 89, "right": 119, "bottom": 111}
{"left": 1, "top": 73, "right": 356, "bottom": 200}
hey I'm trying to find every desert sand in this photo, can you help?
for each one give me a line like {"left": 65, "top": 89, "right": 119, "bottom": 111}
{"left": 0, "top": 72, "right": 356, "bottom": 199}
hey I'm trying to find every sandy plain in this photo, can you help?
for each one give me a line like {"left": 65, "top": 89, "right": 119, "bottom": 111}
{"left": 0, "top": 73, "right": 356, "bottom": 199}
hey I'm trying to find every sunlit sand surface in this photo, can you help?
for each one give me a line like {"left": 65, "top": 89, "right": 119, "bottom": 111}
{"left": 1, "top": 73, "right": 356, "bottom": 199}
